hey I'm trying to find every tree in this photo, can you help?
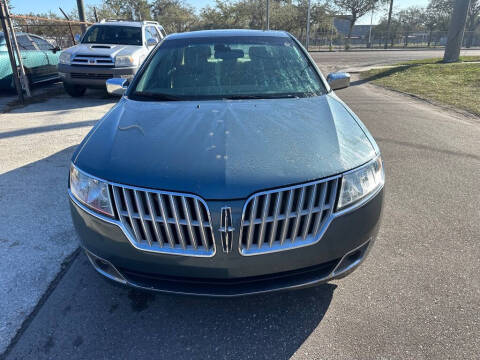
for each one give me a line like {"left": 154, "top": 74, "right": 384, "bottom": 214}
{"left": 333, "top": 0, "right": 381, "bottom": 49}
{"left": 426, "top": 0, "right": 454, "bottom": 31}
{"left": 151, "top": 0, "right": 198, "bottom": 33}
{"left": 384, "top": 0, "right": 393, "bottom": 48}
{"left": 397, "top": 6, "right": 423, "bottom": 47}
{"left": 90, "top": 0, "right": 152, "bottom": 21}
{"left": 466, "top": 0, "right": 480, "bottom": 47}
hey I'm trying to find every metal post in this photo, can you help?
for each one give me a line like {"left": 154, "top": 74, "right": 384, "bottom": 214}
{"left": 384, "top": 0, "right": 393, "bottom": 49}
{"left": 0, "top": 0, "right": 23, "bottom": 102}
{"left": 59, "top": 7, "right": 76, "bottom": 45}
{"left": 368, "top": 6, "right": 374, "bottom": 48}
{"left": 306, "top": 0, "right": 311, "bottom": 50}
{"left": 443, "top": 0, "right": 471, "bottom": 63}
{"left": 266, "top": 0, "right": 270, "bottom": 30}
{"left": 93, "top": 7, "right": 99, "bottom": 22}
{"left": 76, "top": 0, "right": 87, "bottom": 33}
{"left": 2, "top": 0, "right": 31, "bottom": 97}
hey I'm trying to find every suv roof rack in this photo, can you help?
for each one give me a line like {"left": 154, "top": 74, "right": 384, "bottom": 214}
{"left": 99, "top": 19, "right": 160, "bottom": 25}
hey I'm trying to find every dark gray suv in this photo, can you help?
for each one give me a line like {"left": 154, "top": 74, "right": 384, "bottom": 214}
{"left": 68, "top": 30, "right": 384, "bottom": 296}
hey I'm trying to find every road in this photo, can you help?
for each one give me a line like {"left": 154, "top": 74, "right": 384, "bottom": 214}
{"left": 1, "top": 51, "right": 479, "bottom": 359}
{"left": 310, "top": 48, "right": 480, "bottom": 73}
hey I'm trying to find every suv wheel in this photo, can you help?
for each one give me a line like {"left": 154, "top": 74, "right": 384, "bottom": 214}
{"left": 63, "top": 82, "right": 86, "bottom": 97}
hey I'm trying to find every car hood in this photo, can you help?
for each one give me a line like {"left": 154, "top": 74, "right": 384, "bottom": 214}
{"left": 63, "top": 43, "right": 143, "bottom": 58}
{"left": 74, "top": 94, "right": 377, "bottom": 200}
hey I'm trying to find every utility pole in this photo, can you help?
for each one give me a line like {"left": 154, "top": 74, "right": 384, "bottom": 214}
{"left": 443, "top": 0, "right": 471, "bottom": 62}
{"left": 0, "top": 0, "right": 22, "bottom": 102}
{"left": 306, "top": 0, "right": 311, "bottom": 50}
{"left": 0, "top": 0, "right": 31, "bottom": 101}
{"left": 266, "top": 0, "right": 270, "bottom": 30}
{"left": 76, "top": 0, "right": 87, "bottom": 33}
{"left": 384, "top": 0, "right": 393, "bottom": 49}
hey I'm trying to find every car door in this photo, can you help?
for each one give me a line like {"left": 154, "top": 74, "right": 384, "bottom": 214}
{"left": 31, "top": 35, "right": 59, "bottom": 81}
{"left": 15, "top": 34, "right": 45, "bottom": 83}
{"left": 0, "top": 34, "right": 14, "bottom": 89}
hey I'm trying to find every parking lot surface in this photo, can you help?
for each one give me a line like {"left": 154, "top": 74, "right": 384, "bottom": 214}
{"left": 1, "top": 51, "right": 479, "bottom": 359}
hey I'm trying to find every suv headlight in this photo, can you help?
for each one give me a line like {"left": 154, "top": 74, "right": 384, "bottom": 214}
{"left": 337, "top": 156, "right": 384, "bottom": 210}
{"left": 59, "top": 52, "right": 71, "bottom": 65}
{"left": 115, "top": 55, "right": 138, "bottom": 67}
{"left": 69, "top": 164, "right": 113, "bottom": 217}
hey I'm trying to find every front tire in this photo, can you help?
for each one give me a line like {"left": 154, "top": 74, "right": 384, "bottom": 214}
{"left": 63, "top": 82, "right": 86, "bottom": 97}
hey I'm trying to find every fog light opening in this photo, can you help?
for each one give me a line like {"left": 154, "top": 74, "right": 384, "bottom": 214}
{"left": 332, "top": 240, "right": 370, "bottom": 277}
{"left": 85, "top": 250, "right": 127, "bottom": 284}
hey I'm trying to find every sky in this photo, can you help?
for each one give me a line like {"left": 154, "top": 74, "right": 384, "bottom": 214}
{"left": 10, "top": 0, "right": 430, "bottom": 25}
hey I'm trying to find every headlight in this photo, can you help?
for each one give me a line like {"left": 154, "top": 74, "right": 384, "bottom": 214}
{"left": 115, "top": 55, "right": 137, "bottom": 67}
{"left": 337, "top": 156, "right": 384, "bottom": 210}
{"left": 59, "top": 52, "right": 71, "bottom": 65}
{"left": 69, "top": 164, "right": 113, "bottom": 216}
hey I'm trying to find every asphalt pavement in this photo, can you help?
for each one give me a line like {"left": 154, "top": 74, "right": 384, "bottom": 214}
{"left": 1, "top": 50, "right": 479, "bottom": 359}
{"left": 310, "top": 48, "right": 480, "bottom": 73}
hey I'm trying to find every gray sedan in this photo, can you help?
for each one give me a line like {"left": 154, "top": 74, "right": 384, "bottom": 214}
{"left": 68, "top": 29, "right": 384, "bottom": 296}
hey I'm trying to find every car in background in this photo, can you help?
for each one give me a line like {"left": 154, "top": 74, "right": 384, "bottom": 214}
{"left": 0, "top": 32, "right": 60, "bottom": 90}
{"left": 58, "top": 20, "right": 166, "bottom": 97}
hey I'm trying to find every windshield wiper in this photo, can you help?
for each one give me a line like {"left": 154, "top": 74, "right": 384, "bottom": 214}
{"left": 131, "top": 91, "right": 182, "bottom": 101}
{"left": 222, "top": 95, "right": 266, "bottom": 100}
{"left": 223, "top": 94, "right": 298, "bottom": 100}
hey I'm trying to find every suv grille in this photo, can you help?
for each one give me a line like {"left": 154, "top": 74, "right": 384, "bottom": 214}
{"left": 239, "top": 177, "right": 339, "bottom": 255}
{"left": 111, "top": 185, "right": 215, "bottom": 256}
{"left": 72, "top": 54, "right": 114, "bottom": 67}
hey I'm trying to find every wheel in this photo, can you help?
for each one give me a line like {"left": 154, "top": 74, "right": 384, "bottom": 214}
{"left": 63, "top": 82, "right": 86, "bottom": 97}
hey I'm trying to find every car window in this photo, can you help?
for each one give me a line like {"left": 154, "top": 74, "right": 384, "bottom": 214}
{"left": 31, "top": 36, "right": 54, "bottom": 51}
{"left": 145, "top": 26, "right": 160, "bottom": 43}
{"left": 17, "top": 35, "right": 36, "bottom": 50}
{"left": 131, "top": 36, "right": 325, "bottom": 101}
{"left": 82, "top": 25, "right": 142, "bottom": 46}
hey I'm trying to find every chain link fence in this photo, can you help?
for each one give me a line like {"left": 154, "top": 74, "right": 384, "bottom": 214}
{"left": 305, "top": 31, "right": 480, "bottom": 51}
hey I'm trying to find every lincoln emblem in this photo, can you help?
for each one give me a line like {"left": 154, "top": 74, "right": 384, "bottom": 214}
{"left": 219, "top": 207, "right": 234, "bottom": 253}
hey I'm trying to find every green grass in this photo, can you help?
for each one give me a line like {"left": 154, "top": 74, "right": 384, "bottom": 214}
{"left": 396, "top": 56, "right": 480, "bottom": 65}
{"left": 361, "top": 57, "right": 480, "bottom": 116}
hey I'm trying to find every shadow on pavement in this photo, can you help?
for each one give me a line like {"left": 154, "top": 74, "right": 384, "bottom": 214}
{"left": 2, "top": 87, "right": 116, "bottom": 114}
{"left": 0, "top": 146, "right": 81, "bottom": 357}
{"left": 349, "top": 65, "right": 411, "bottom": 87}
{"left": 6, "top": 250, "right": 336, "bottom": 360}
{"left": 0, "top": 120, "right": 98, "bottom": 140}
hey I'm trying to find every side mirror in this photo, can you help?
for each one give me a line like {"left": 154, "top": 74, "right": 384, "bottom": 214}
{"left": 52, "top": 46, "right": 61, "bottom": 54}
{"left": 327, "top": 72, "right": 350, "bottom": 90}
{"left": 146, "top": 38, "right": 158, "bottom": 47}
{"left": 74, "top": 34, "right": 81, "bottom": 44}
{"left": 106, "top": 78, "right": 128, "bottom": 96}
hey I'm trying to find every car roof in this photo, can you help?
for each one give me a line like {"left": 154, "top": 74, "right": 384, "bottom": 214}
{"left": 95, "top": 21, "right": 161, "bottom": 28}
{"left": 167, "top": 29, "right": 290, "bottom": 40}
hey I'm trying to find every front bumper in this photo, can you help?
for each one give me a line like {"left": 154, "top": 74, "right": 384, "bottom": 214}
{"left": 70, "top": 188, "right": 383, "bottom": 296}
{"left": 58, "top": 64, "right": 137, "bottom": 88}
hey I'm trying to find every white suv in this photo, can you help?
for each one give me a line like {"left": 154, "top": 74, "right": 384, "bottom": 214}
{"left": 58, "top": 20, "right": 166, "bottom": 97}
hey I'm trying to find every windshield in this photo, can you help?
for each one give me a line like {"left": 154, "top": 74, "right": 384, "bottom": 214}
{"left": 130, "top": 35, "right": 326, "bottom": 101}
{"left": 82, "top": 25, "right": 142, "bottom": 46}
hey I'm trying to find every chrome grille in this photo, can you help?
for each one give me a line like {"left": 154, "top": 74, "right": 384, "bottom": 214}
{"left": 239, "top": 177, "right": 339, "bottom": 255}
{"left": 111, "top": 185, "right": 215, "bottom": 256}
{"left": 72, "top": 54, "right": 114, "bottom": 67}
